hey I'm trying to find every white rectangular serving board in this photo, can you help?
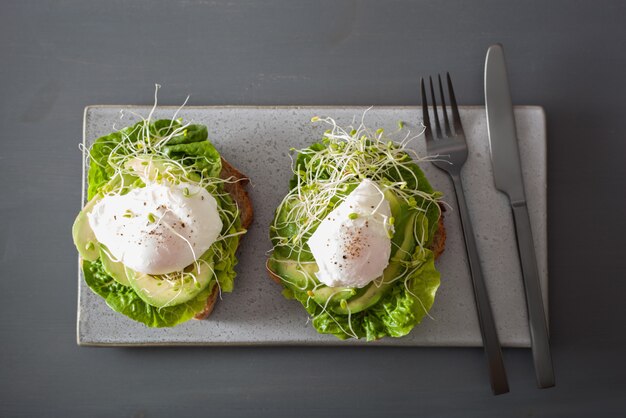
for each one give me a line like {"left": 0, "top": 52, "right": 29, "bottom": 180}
{"left": 78, "top": 105, "right": 547, "bottom": 347}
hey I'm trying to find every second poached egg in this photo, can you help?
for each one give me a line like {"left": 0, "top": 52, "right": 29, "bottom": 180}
{"left": 307, "top": 179, "right": 393, "bottom": 288}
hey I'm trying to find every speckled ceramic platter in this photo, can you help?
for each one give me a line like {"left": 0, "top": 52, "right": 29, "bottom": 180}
{"left": 78, "top": 106, "right": 547, "bottom": 347}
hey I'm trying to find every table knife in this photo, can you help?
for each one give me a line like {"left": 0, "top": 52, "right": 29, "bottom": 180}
{"left": 484, "top": 43, "right": 555, "bottom": 388}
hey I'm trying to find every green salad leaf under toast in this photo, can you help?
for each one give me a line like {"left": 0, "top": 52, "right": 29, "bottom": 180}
{"left": 268, "top": 117, "right": 444, "bottom": 341}
{"left": 73, "top": 117, "right": 245, "bottom": 327}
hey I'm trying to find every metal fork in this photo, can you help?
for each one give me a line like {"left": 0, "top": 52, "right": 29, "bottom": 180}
{"left": 421, "top": 73, "right": 509, "bottom": 395}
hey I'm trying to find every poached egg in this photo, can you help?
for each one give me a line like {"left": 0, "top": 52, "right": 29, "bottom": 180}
{"left": 88, "top": 181, "right": 222, "bottom": 275}
{"left": 307, "top": 179, "right": 392, "bottom": 288}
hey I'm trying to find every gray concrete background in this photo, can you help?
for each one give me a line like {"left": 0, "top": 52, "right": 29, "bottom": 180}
{"left": 1, "top": 0, "right": 625, "bottom": 417}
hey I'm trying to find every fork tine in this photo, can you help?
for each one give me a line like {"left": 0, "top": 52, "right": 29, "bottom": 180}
{"left": 429, "top": 76, "right": 442, "bottom": 139}
{"left": 420, "top": 78, "right": 433, "bottom": 143}
{"left": 438, "top": 74, "right": 452, "bottom": 137}
{"left": 446, "top": 72, "right": 464, "bottom": 135}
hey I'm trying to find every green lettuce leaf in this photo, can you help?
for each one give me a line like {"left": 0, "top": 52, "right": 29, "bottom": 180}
{"left": 87, "top": 120, "right": 211, "bottom": 200}
{"left": 83, "top": 259, "right": 214, "bottom": 328}
{"left": 163, "top": 141, "right": 222, "bottom": 178}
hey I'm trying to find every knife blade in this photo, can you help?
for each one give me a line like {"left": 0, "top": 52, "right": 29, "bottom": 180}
{"left": 484, "top": 44, "right": 555, "bottom": 388}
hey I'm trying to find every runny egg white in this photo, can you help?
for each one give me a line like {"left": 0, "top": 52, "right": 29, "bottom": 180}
{"left": 307, "top": 179, "right": 393, "bottom": 288}
{"left": 88, "top": 181, "right": 222, "bottom": 275}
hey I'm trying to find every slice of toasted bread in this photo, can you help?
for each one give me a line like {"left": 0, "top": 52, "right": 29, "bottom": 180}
{"left": 193, "top": 283, "right": 220, "bottom": 320}
{"left": 220, "top": 157, "right": 254, "bottom": 229}
{"left": 194, "top": 157, "right": 253, "bottom": 320}
{"left": 266, "top": 210, "right": 446, "bottom": 284}
{"left": 431, "top": 205, "right": 446, "bottom": 260}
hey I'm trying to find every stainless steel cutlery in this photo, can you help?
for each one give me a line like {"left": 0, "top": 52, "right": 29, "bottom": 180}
{"left": 420, "top": 51, "right": 555, "bottom": 392}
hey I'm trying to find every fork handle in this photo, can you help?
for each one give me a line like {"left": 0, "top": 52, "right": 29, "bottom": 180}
{"left": 451, "top": 173, "right": 509, "bottom": 395}
{"left": 511, "top": 202, "right": 555, "bottom": 388}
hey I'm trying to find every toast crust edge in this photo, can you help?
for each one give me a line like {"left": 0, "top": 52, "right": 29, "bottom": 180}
{"left": 194, "top": 157, "right": 253, "bottom": 320}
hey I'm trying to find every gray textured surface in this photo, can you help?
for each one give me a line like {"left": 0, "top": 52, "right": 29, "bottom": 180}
{"left": 79, "top": 105, "right": 546, "bottom": 346}
{"left": 2, "top": 0, "right": 626, "bottom": 417}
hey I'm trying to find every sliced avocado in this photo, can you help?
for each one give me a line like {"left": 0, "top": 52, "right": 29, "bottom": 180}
{"left": 326, "top": 261, "right": 403, "bottom": 314}
{"left": 125, "top": 260, "right": 214, "bottom": 308}
{"left": 270, "top": 212, "right": 419, "bottom": 315}
{"left": 267, "top": 258, "right": 318, "bottom": 290}
{"left": 270, "top": 255, "right": 390, "bottom": 314}
{"left": 72, "top": 196, "right": 101, "bottom": 262}
{"left": 99, "top": 247, "right": 130, "bottom": 286}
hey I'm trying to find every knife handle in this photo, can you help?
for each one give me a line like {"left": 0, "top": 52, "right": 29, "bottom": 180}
{"left": 451, "top": 174, "right": 509, "bottom": 395}
{"left": 511, "top": 202, "right": 555, "bottom": 388}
